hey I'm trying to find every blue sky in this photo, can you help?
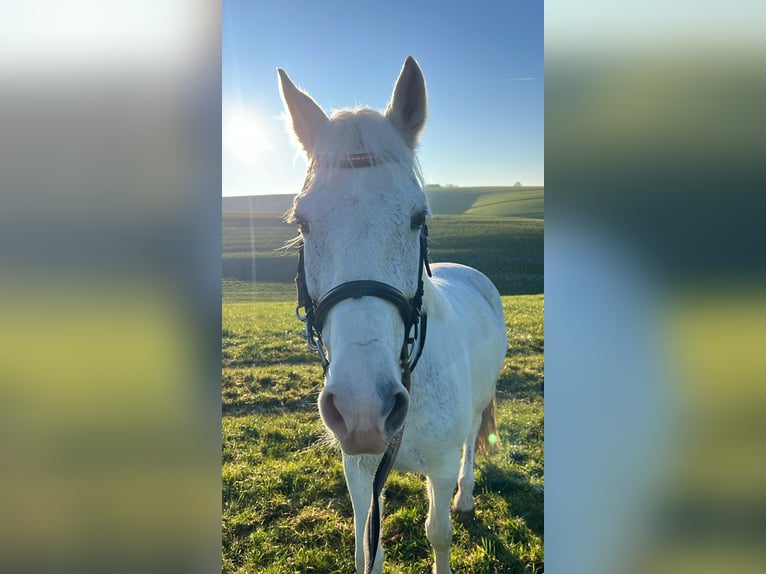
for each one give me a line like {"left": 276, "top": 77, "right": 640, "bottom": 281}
{"left": 222, "top": 0, "right": 543, "bottom": 196}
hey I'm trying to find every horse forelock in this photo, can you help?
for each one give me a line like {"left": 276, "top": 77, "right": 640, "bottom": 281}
{"left": 313, "top": 109, "right": 424, "bottom": 184}
{"left": 285, "top": 108, "right": 427, "bottom": 226}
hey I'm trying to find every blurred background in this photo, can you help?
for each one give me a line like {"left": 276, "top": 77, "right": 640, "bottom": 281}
{"left": 0, "top": 2, "right": 221, "bottom": 573}
{"left": 1, "top": 1, "right": 765, "bottom": 573}
{"left": 546, "top": 1, "right": 766, "bottom": 573}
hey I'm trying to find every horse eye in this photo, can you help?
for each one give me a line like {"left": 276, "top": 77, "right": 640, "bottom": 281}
{"left": 295, "top": 217, "right": 310, "bottom": 234}
{"left": 410, "top": 211, "right": 426, "bottom": 230}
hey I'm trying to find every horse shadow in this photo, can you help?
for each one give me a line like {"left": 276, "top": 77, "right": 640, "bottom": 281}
{"left": 457, "top": 460, "right": 544, "bottom": 571}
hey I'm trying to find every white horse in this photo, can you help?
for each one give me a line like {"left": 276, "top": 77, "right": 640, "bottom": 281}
{"left": 278, "top": 56, "right": 507, "bottom": 574}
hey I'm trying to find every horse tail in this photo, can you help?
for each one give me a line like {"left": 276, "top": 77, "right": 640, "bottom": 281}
{"left": 475, "top": 394, "right": 498, "bottom": 454}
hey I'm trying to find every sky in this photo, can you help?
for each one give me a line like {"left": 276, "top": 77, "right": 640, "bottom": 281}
{"left": 222, "top": 0, "right": 543, "bottom": 197}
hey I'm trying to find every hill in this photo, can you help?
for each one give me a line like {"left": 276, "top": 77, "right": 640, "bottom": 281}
{"left": 425, "top": 185, "right": 544, "bottom": 218}
{"left": 222, "top": 194, "right": 294, "bottom": 214}
{"left": 223, "top": 185, "right": 543, "bottom": 218}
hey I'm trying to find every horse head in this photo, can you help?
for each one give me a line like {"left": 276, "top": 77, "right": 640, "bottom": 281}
{"left": 279, "top": 57, "right": 430, "bottom": 455}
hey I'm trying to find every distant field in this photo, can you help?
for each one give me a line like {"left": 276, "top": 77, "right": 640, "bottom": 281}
{"left": 425, "top": 186, "right": 544, "bottom": 218}
{"left": 223, "top": 185, "right": 544, "bottom": 219}
{"left": 223, "top": 213, "right": 543, "bottom": 296}
{"left": 222, "top": 194, "right": 294, "bottom": 214}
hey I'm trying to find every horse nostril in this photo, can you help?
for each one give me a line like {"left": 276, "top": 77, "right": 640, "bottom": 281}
{"left": 320, "top": 392, "right": 348, "bottom": 437}
{"left": 383, "top": 389, "right": 409, "bottom": 435}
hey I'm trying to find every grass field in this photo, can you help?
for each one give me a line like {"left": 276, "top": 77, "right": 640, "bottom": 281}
{"left": 222, "top": 286, "right": 544, "bottom": 573}
{"left": 222, "top": 185, "right": 544, "bottom": 572}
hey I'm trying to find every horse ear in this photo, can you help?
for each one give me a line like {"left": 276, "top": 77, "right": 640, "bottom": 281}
{"left": 385, "top": 56, "right": 428, "bottom": 149}
{"left": 278, "top": 68, "right": 329, "bottom": 156}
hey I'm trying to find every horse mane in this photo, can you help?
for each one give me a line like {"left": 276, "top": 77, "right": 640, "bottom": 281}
{"left": 422, "top": 276, "right": 449, "bottom": 321}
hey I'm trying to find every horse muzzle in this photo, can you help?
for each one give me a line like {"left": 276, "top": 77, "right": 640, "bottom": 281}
{"left": 319, "top": 380, "right": 409, "bottom": 455}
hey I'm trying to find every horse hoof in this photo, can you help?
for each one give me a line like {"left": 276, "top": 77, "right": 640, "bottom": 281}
{"left": 453, "top": 508, "right": 474, "bottom": 524}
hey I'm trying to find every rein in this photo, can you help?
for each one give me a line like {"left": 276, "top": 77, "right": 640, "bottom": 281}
{"left": 295, "top": 223, "right": 431, "bottom": 573}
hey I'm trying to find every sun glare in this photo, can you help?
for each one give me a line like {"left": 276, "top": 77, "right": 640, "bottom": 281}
{"left": 223, "top": 103, "right": 272, "bottom": 169}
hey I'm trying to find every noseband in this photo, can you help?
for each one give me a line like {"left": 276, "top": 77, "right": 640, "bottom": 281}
{"left": 294, "top": 217, "right": 431, "bottom": 574}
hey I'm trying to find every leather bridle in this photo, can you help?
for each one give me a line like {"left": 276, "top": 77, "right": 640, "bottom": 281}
{"left": 295, "top": 223, "right": 430, "bottom": 376}
{"left": 294, "top": 206, "right": 431, "bottom": 574}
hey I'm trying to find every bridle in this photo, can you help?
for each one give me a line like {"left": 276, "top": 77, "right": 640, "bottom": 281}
{"left": 293, "top": 169, "right": 431, "bottom": 574}
{"left": 294, "top": 223, "right": 431, "bottom": 377}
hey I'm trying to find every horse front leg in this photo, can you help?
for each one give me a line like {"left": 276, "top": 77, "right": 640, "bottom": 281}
{"left": 426, "top": 471, "right": 460, "bottom": 574}
{"left": 343, "top": 453, "right": 382, "bottom": 574}
{"left": 452, "top": 415, "right": 482, "bottom": 520}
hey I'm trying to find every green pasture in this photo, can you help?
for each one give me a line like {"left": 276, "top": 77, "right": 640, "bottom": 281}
{"left": 222, "top": 186, "right": 544, "bottom": 572}
{"left": 222, "top": 290, "right": 544, "bottom": 573}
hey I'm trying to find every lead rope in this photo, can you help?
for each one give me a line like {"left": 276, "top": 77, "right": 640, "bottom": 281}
{"left": 364, "top": 358, "right": 410, "bottom": 573}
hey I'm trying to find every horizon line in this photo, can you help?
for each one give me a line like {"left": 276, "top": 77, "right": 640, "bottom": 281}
{"left": 222, "top": 182, "right": 545, "bottom": 197}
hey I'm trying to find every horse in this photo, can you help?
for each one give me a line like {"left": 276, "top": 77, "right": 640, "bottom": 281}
{"left": 278, "top": 56, "right": 507, "bottom": 574}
